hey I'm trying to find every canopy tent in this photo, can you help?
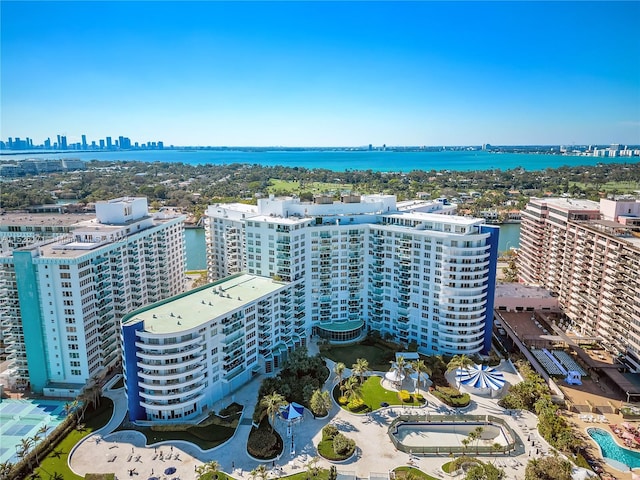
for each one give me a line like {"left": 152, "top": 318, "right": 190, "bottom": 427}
{"left": 279, "top": 402, "right": 304, "bottom": 422}
{"left": 456, "top": 364, "right": 506, "bottom": 398}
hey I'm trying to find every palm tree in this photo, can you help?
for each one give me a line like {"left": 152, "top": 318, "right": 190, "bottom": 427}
{"left": 305, "top": 456, "right": 321, "bottom": 478}
{"left": 447, "top": 354, "right": 474, "bottom": 388}
{"left": 343, "top": 376, "right": 362, "bottom": 402}
{"left": 410, "top": 359, "right": 432, "bottom": 395}
{"left": 196, "top": 460, "right": 220, "bottom": 480}
{"left": 390, "top": 355, "right": 412, "bottom": 388}
{"left": 0, "top": 461, "right": 13, "bottom": 480}
{"left": 446, "top": 354, "right": 474, "bottom": 372}
{"left": 333, "top": 362, "right": 346, "bottom": 393}
{"left": 490, "top": 442, "right": 503, "bottom": 464}
{"left": 259, "top": 392, "right": 286, "bottom": 433}
{"left": 17, "top": 437, "right": 33, "bottom": 469}
{"left": 351, "top": 358, "right": 370, "bottom": 385}
{"left": 37, "top": 424, "right": 48, "bottom": 445}
{"left": 30, "top": 432, "right": 41, "bottom": 466}
{"left": 250, "top": 464, "right": 268, "bottom": 480}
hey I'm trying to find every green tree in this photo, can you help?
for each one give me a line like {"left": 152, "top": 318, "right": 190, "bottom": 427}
{"left": 465, "top": 462, "right": 505, "bottom": 480}
{"left": 333, "top": 362, "right": 346, "bottom": 393}
{"left": 260, "top": 392, "right": 286, "bottom": 433}
{"left": 410, "top": 359, "right": 432, "bottom": 394}
{"left": 309, "top": 389, "right": 332, "bottom": 417}
{"left": 196, "top": 460, "right": 221, "bottom": 480}
{"left": 343, "top": 376, "right": 362, "bottom": 402}
{"left": 17, "top": 437, "right": 33, "bottom": 470}
{"left": 351, "top": 358, "right": 370, "bottom": 385}
{"left": 0, "top": 461, "right": 13, "bottom": 480}
{"left": 524, "top": 455, "right": 572, "bottom": 480}
{"left": 447, "top": 354, "right": 474, "bottom": 372}
{"left": 250, "top": 464, "right": 268, "bottom": 480}
{"left": 390, "top": 355, "right": 412, "bottom": 387}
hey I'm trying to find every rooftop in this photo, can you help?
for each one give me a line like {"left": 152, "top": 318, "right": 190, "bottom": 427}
{"left": 534, "top": 197, "right": 601, "bottom": 211}
{"left": 124, "top": 274, "right": 288, "bottom": 334}
{"left": 0, "top": 212, "right": 90, "bottom": 227}
{"left": 495, "top": 284, "right": 555, "bottom": 299}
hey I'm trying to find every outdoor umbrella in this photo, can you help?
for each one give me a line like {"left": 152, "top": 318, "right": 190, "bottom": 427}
{"left": 280, "top": 402, "right": 304, "bottom": 421}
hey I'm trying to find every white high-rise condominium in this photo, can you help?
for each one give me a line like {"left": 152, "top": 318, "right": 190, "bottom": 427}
{"left": 519, "top": 197, "right": 640, "bottom": 371}
{"left": 205, "top": 195, "right": 499, "bottom": 356}
{"left": 0, "top": 197, "right": 186, "bottom": 395}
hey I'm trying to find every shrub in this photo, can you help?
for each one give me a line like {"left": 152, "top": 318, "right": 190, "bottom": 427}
{"left": 398, "top": 390, "right": 412, "bottom": 402}
{"left": 323, "top": 424, "right": 339, "bottom": 440}
{"left": 246, "top": 418, "right": 283, "bottom": 460}
{"left": 333, "top": 433, "right": 355, "bottom": 456}
{"left": 219, "top": 402, "right": 243, "bottom": 417}
{"left": 432, "top": 386, "right": 470, "bottom": 407}
{"left": 347, "top": 398, "right": 365, "bottom": 411}
{"left": 415, "top": 393, "right": 425, "bottom": 403}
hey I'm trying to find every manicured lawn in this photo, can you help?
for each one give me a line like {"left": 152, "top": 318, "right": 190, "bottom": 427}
{"left": 35, "top": 398, "right": 114, "bottom": 480}
{"left": 282, "top": 470, "right": 330, "bottom": 480}
{"left": 335, "top": 376, "right": 425, "bottom": 411}
{"left": 321, "top": 343, "right": 396, "bottom": 371}
{"left": 393, "top": 466, "right": 440, "bottom": 480}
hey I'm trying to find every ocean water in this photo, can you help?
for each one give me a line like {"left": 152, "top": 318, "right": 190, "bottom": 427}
{"left": 3, "top": 149, "right": 637, "bottom": 172}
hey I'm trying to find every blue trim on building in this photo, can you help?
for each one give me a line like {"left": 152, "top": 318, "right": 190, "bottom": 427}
{"left": 481, "top": 225, "right": 500, "bottom": 354}
{"left": 122, "top": 320, "right": 145, "bottom": 421}
{"left": 13, "top": 251, "right": 49, "bottom": 393}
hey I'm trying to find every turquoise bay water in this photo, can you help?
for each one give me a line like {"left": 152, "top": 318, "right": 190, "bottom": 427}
{"left": 3, "top": 149, "right": 637, "bottom": 172}
{"left": 184, "top": 228, "right": 206, "bottom": 270}
{"left": 588, "top": 427, "right": 640, "bottom": 469}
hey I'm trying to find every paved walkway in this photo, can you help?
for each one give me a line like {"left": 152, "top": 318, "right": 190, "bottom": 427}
{"left": 69, "top": 356, "right": 587, "bottom": 480}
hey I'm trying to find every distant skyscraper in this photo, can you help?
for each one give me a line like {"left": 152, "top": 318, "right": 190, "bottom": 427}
{"left": 44, "top": 138, "right": 51, "bottom": 149}
{"left": 81, "top": 134, "right": 87, "bottom": 149}
{"left": 60, "top": 136, "right": 67, "bottom": 150}
{"left": 106, "top": 137, "right": 112, "bottom": 149}
{"left": 99, "top": 139, "right": 105, "bottom": 149}
{"left": 158, "top": 141, "right": 164, "bottom": 149}
{"left": 57, "top": 135, "right": 61, "bottom": 149}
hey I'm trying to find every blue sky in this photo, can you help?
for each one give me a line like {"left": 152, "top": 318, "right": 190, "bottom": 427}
{"left": 1, "top": 1, "right": 639, "bottom": 147}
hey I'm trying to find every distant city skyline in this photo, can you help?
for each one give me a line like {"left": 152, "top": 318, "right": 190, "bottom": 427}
{"left": 1, "top": 133, "right": 164, "bottom": 151}
{"left": 1, "top": 1, "right": 639, "bottom": 147}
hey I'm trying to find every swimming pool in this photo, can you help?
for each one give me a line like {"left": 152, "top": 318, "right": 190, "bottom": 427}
{"left": 390, "top": 421, "right": 510, "bottom": 452}
{"left": 0, "top": 399, "right": 68, "bottom": 464}
{"left": 588, "top": 427, "right": 640, "bottom": 470}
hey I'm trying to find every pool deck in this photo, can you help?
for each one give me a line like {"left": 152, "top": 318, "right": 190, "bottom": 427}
{"left": 67, "top": 347, "right": 597, "bottom": 480}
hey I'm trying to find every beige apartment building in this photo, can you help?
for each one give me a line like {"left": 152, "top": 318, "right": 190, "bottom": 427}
{"left": 518, "top": 197, "right": 640, "bottom": 372}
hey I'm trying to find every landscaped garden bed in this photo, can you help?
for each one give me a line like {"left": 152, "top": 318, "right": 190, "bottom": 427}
{"left": 333, "top": 375, "right": 426, "bottom": 413}
{"left": 392, "top": 466, "right": 439, "bottom": 480}
{"left": 431, "top": 385, "right": 470, "bottom": 408}
{"left": 247, "top": 417, "right": 283, "bottom": 460}
{"left": 116, "top": 404, "right": 242, "bottom": 450}
{"left": 317, "top": 425, "right": 356, "bottom": 461}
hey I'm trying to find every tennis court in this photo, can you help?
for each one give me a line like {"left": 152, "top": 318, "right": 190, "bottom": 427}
{"left": 0, "top": 398, "right": 67, "bottom": 464}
